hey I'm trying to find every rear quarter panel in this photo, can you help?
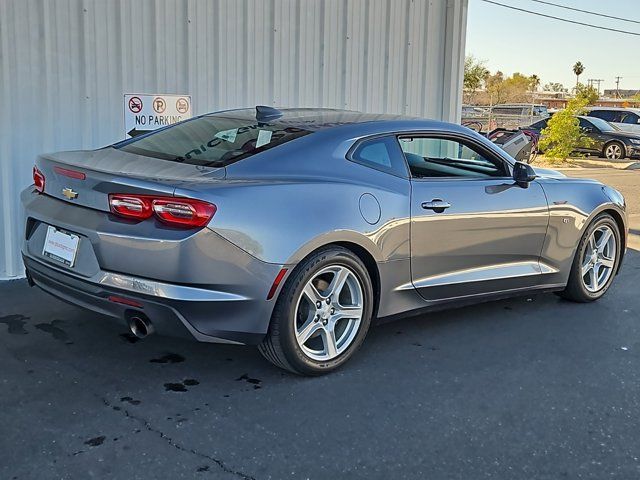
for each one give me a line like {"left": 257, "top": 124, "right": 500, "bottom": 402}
{"left": 175, "top": 165, "right": 411, "bottom": 266}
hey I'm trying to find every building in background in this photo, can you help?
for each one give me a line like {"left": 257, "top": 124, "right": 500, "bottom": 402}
{"left": 603, "top": 89, "right": 640, "bottom": 99}
{"left": 0, "top": 0, "right": 469, "bottom": 279}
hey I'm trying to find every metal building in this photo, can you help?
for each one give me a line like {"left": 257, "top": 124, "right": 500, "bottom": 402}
{"left": 0, "top": 0, "right": 468, "bottom": 279}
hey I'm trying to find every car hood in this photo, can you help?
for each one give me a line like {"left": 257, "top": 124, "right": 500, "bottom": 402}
{"left": 531, "top": 166, "right": 566, "bottom": 178}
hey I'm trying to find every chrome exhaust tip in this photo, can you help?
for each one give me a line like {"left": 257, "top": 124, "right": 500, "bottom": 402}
{"left": 127, "top": 314, "right": 154, "bottom": 339}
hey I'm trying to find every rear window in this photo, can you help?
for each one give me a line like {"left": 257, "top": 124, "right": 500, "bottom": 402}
{"left": 117, "top": 116, "right": 312, "bottom": 167}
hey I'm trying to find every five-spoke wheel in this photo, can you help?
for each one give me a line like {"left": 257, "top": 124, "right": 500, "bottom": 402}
{"left": 581, "top": 225, "right": 616, "bottom": 293}
{"left": 295, "top": 265, "right": 364, "bottom": 361}
{"left": 560, "top": 213, "right": 620, "bottom": 302}
{"left": 259, "top": 247, "right": 373, "bottom": 375}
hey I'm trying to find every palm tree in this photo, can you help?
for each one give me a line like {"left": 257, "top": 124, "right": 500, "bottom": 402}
{"left": 530, "top": 74, "right": 541, "bottom": 92}
{"left": 573, "top": 61, "right": 585, "bottom": 87}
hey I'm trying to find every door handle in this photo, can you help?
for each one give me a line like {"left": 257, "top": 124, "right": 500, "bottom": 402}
{"left": 421, "top": 199, "right": 451, "bottom": 212}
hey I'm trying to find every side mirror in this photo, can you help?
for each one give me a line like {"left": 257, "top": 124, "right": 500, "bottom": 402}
{"left": 513, "top": 161, "right": 537, "bottom": 187}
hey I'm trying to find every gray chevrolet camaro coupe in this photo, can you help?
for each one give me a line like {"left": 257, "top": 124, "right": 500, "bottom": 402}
{"left": 22, "top": 107, "right": 627, "bottom": 375}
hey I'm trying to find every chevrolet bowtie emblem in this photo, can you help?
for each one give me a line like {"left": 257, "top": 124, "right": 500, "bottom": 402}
{"left": 62, "top": 188, "right": 78, "bottom": 200}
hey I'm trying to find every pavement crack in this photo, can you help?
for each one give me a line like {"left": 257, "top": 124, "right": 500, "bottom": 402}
{"left": 101, "top": 397, "right": 256, "bottom": 480}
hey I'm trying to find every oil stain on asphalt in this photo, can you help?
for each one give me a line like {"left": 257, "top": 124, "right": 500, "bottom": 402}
{"left": 236, "top": 373, "right": 262, "bottom": 389}
{"left": 150, "top": 353, "right": 186, "bottom": 364}
{"left": 84, "top": 436, "right": 106, "bottom": 447}
{"left": 35, "top": 319, "right": 71, "bottom": 344}
{"left": 164, "top": 379, "right": 200, "bottom": 392}
{"left": 0, "top": 314, "right": 29, "bottom": 335}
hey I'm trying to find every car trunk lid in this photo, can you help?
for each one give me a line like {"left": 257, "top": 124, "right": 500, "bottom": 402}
{"left": 36, "top": 147, "right": 225, "bottom": 212}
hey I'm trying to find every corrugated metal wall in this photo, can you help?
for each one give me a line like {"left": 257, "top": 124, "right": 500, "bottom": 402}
{"left": 0, "top": 0, "right": 468, "bottom": 279}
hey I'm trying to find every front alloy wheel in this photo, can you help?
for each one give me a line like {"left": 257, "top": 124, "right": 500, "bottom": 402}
{"left": 259, "top": 247, "right": 374, "bottom": 375}
{"left": 604, "top": 142, "right": 624, "bottom": 160}
{"left": 580, "top": 225, "right": 616, "bottom": 293}
{"left": 559, "top": 213, "right": 620, "bottom": 302}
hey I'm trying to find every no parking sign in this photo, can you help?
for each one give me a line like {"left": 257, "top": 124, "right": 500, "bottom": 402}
{"left": 123, "top": 93, "right": 192, "bottom": 138}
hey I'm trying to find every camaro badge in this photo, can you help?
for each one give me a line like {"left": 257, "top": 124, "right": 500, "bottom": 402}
{"left": 62, "top": 188, "right": 78, "bottom": 200}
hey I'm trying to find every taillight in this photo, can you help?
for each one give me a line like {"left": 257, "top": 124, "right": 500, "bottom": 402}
{"left": 108, "top": 194, "right": 216, "bottom": 228}
{"left": 152, "top": 199, "right": 216, "bottom": 227}
{"left": 109, "top": 195, "right": 153, "bottom": 220}
{"left": 33, "top": 166, "right": 45, "bottom": 193}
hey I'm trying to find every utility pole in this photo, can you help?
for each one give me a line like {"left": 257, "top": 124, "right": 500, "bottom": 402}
{"left": 615, "top": 76, "right": 622, "bottom": 98}
{"left": 589, "top": 79, "right": 604, "bottom": 96}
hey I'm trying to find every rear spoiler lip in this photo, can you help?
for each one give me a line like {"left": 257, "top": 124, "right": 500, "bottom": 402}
{"left": 36, "top": 149, "right": 227, "bottom": 184}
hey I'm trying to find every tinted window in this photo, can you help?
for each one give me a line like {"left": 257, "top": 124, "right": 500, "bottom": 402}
{"left": 117, "top": 116, "right": 312, "bottom": 167}
{"left": 589, "top": 110, "right": 620, "bottom": 122}
{"left": 399, "top": 137, "right": 507, "bottom": 178}
{"left": 621, "top": 112, "right": 640, "bottom": 124}
{"left": 529, "top": 119, "right": 548, "bottom": 130}
{"left": 582, "top": 117, "right": 617, "bottom": 132}
{"left": 533, "top": 106, "right": 548, "bottom": 116}
{"left": 350, "top": 136, "right": 408, "bottom": 177}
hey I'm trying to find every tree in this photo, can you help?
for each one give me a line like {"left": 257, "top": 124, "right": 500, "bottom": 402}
{"left": 543, "top": 82, "right": 568, "bottom": 93}
{"left": 538, "top": 96, "right": 593, "bottom": 162}
{"left": 575, "top": 83, "right": 599, "bottom": 105}
{"left": 529, "top": 74, "right": 541, "bottom": 92}
{"left": 464, "top": 56, "right": 489, "bottom": 103}
{"left": 485, "top": 71, "right": 505, "bottom": 104}
{"left": 572, "top": 61, "right": 585, "bottom": 87}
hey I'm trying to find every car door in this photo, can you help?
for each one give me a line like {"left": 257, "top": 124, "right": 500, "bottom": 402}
{"left": 400, "top": 133, "right": 550, "bottom": 301}
{"left": 619, "top": 112, "right": 640, "bottom": 134}
{"left": 578, "top": 117, "right": 606, "bottom": 154}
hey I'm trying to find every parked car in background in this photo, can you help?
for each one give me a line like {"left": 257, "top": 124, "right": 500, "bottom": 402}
{"left": 492, "top": 103, "right": 549, "bottom": 117}
{"left": 22, "top": 107, "right": 627, "bottom": 375}
{"left": 527, "top": 115, "right": 640, "bottom": 160}
{"left": 586, "top": 107, "right": 640, "bottom": 135}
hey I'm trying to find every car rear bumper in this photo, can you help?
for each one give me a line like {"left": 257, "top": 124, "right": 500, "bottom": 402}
{"left": 21, "top": 188, "right": 287, "bottom": 345}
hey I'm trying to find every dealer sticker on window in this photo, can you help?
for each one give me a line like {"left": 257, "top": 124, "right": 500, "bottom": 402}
{"left": 42, "top": 226, "right": 80, "bottom": 267}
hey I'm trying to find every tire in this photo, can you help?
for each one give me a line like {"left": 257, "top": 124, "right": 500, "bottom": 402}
{"left": 603, "top": 141, "right": 625, "bottom": 160}
{"left": 258, "top": 246, "right": 374, "bottom": 375}
{"left": 558, "top": 213, "right": 621, "bottom": 302}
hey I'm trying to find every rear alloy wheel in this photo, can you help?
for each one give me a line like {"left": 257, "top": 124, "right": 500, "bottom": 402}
{"left": 259, "top": 247, "right": 373, "bottom": 375}
{"left": 559, "top": 213, "right": 620, "bottom": 302}
{"left": 604, "top": 142, "right": 625, "bottom": 160}
{"left": 294, "top": 265, "right": 364, "bottom": 361}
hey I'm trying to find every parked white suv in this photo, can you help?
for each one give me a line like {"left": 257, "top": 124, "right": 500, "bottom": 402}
{"left": 586, "top": 107, "right": 640, "bottom": 134}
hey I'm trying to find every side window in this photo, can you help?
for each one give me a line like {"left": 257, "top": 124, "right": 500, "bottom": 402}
{"left": 579, "top": 118, "right": 596, "bottom": 131}
{"left": 398, "top": 137, "right": 507, "bottom": 179}
{"left": 621, "top": 113, "right": 640, "bottom": 125}
{"left": 349, "top": 136, "right": 407, "bottom": 177}
{"left": 610, "top": 112, "right": 624, "bottom": 123}
{"left": 590, "top": 110, "right": 616, "bottom": 122}
{"left": 530, "top": 119, "right": 548, "bottom": 130}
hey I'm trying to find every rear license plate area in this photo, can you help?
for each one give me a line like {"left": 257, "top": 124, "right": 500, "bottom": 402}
{"left": 42, "top": 225, "right": 80, "bottom": 267}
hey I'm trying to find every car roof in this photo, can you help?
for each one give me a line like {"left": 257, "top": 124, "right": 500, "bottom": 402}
{"left": 204, "top": 107, "right": 419, "bottom": 130}
{"left": 202, "top": 106, "right": 474, "bottom": 137}
{"left": 587, "top": 106, "right": 640, "bottom": 113}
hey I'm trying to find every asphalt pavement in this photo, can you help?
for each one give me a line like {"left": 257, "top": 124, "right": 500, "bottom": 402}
{"left": 2, "top": 167, "right": 640, "bottom": 480}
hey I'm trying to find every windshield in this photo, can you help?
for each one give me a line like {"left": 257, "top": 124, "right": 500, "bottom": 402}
{"left": 117, "top": 116, "right": 312, "bottom": 167}
{"left": 586, "top": 117, "right": 618, "bottom": 133}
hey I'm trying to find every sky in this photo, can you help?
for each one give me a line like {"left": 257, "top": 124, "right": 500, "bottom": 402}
{"left": 466, "top": 0, "right": 640, "bottom": 92}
